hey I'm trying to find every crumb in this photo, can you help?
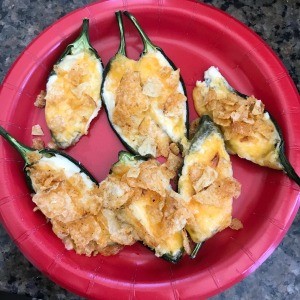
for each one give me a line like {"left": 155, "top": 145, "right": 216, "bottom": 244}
{"left": 32, "top": 137, "right": 45, "bottom": 150}
{"left": 169, "top": 142, "right": 180, "bottom": 156}
{"left": 230, "top": 218, "right": 243, "bottom": 230}
{"left": 34, "top": 90, "right": 46, "bottom": 108}
{"left": 47, "top": 141, "right": 58, "bottom": 149}
{"left": 25, "top": 151, "right": 42, "bottom": 164}
{"left": 165, "top": 151, "right": 183, "bottom": 179}
{"left": 32, "top": 124, "right": 44, "bottom": 136}
{"left": 142, "top": 77, "right": 163, "bottom": 97}
{"left": 182, "top": 230, "right": 192, "bottom": 255}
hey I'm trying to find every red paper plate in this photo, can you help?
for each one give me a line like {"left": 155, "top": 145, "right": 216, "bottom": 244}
{"left": 0, "top": 0, "right": 299, "bottom": 299}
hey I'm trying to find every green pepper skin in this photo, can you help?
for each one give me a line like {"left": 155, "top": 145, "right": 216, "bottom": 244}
{"left": 189, "top": 115, "right": 223, "bottom": 150}
{"left": 123, "top": 11, "right": 189, "bottom": 146}
{"left": 268, "top": 114, "right": 300, "bottom": 185}
{"left": 190, "top": 242, "right": 203, "bottom": 259}
{"left": 110, "top": 150, "right": 148, "bottom": 174}
{"left": 53, "top": 19, "right": 103, "bottom": 73}
{"left": 162, "top": 249, "right": 184, "bottom": 264}
{"left": 0, "top": 126, "right": 98, "bottom": 193}
{"left": 144, "top": 244, "right": 183, "bottom": 264}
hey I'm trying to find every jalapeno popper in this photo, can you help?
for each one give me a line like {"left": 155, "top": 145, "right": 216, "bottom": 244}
{"left": 193, "top": 66, "right": 300, "bottom": 185}
{"left": 0, "top": 126, "right": 189, "bottom": 261}
{"left": 1, "top": 126, "right": 147, "bottom": 256}
{"left": 101, "top": 12, "right": 188, "bottom": 157}
{"left": 0, "top": 126, "right": 120, "bottom": 256}
{"left": 178, "top": 116, "right": 241, "bottom": 258}
{"left": 45, "top": 19, "right": 103, "bottom": 149}
{"left": 104, "top": 151, "right": 189, "bottom": 263}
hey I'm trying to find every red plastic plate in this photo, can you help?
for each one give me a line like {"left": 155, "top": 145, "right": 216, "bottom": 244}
{"left": 0, "top": 0, "right": 299, "bottom": 299}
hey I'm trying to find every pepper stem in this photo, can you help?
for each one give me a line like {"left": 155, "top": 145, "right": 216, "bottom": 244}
{"left": 123, "top": 11, "right": 157, "bottom": 54}
{"left": 269, "top": 114, "right": 300, "bottom": 186}
{"left": 190, "top": 243, "right": 202, "bottom": 259}
{"left": 115, "top": 11, "right": 127, "bottom": 56}
{"left": 0, "top": 126, "right": 32, "bottom": 163}
{"left": 71, "top": 18, "right": 91, "bottom": 53}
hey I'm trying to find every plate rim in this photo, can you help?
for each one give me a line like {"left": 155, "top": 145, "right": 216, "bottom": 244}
{"left": 0, "top": 0, "right": 299, "bottom": 298}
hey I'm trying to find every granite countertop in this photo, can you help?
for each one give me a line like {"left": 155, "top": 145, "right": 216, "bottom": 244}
{"left": 0, "top": 0, "right": 299, "bottom": 299}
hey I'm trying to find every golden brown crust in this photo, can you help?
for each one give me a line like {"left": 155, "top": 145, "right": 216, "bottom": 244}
{"left": 47, "top": 141, "right": 58, "bottom": 149}
{"left": 193, "top": 178, "right": 241, "bottom": 207}
{"left": 34, "top": 90, "right": 46, "bottom": 108}
{"left": 229, "top": 218, "right": 244, "bottom": 230}
{"left": 182, "top": 230, "right": 192, "bottom": 255}
{"left": 164, "top": 151, "right": 183, "bottom": 179}
{"left": 29, "top": 154, "right": 189, "bottom": 257}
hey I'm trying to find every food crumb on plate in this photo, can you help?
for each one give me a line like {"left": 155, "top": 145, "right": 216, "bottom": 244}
{"left": 31, "top": 124, "right": 44, "bottom": 136}
{"left": 34, "top": 90, "right": 46, "bottom": 108}
{"left": 230, "top": 218, "right": 244, "bottom": 230}
{"left": 32, "top": 137, "right": 45, "bottom": 150}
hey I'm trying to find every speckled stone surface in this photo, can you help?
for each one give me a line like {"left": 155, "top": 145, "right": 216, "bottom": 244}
{"left": 0, "top": 0, "right": 299, "bottom": 299}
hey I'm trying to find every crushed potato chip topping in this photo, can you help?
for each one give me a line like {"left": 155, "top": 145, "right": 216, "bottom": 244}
{"left": 193, "top": 178, "right": 241, "bottom": 207}
{"left": 193, "top": 80, "right": 282, "bottom": 169}
{"left": 194, "top": 84, "right": 270, "bottom": 139}
{"left": 108, "top": 53, "right": 187, "bottom": 157}
{"left": 27, "top": 155, "right": 104, "bottom": 256}
{"left": 28, "top": 153, "right": 192, "bottom": 257}
{"left": 45, "top": 51, "right": 102, "bottom": 148}
{"left": 34, "top": 90, "right": 46, "bottom": 108}
{"left": 26, "top": 151, "right": 42, "bottom": 164}
{"left": 47, "top": 141, "right": 58, "bottom": 149}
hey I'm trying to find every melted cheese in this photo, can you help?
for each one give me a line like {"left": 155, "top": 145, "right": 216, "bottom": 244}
{"left": 179, "top": 132, "right": 239, "bottom": 243}
{"left": 128, "top": 191, "right": 183, "bottom": 257}
{"left": 227, "top": 114, "right": 282, "bottom": 169}
{"left": 45, "top": 51, "right": 102, "bottom": 148}
{"left": 185, "top": 201, "right": 232, "bottom": 242}
{"left": 103, "top": 51, "right": 187, "bottom": 157}
{"left": 179, "top": 134, "right": 231, "bottom": 198}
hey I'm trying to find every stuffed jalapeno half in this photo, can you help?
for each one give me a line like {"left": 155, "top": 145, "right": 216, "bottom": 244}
{"left": 0, "top": 126, "right": 124, "bottom": 256}
{"left": 45, "top": 19, "right": 103, "bottom": 149}
{"left": 101, "top": 12, "right": 138, "bottom": 154}
{"left": 102, "top": 151, "right": 188, "bottom": 263}
{"left": 178, "top": 116, "right": 241, "bottom": 258}
{"left": 101, "top": 11, "right": 188, "bottom": 158}
{"left": 193, "top": 66, "right": 300, "bottom": 185}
